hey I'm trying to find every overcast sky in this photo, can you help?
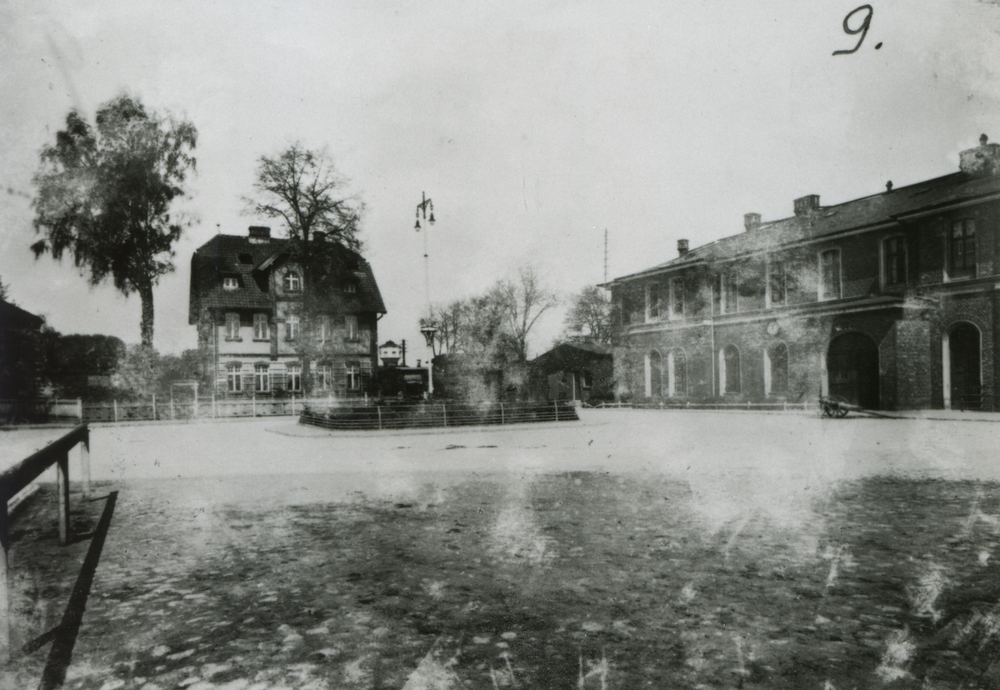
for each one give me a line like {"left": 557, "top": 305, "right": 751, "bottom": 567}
{"left": 2, "top": 0, "right": 999, "bottom": 360}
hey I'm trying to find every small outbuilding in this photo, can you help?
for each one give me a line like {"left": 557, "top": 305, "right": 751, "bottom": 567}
{"left": 530, "top": 341, "right": 613, "bottom": 403}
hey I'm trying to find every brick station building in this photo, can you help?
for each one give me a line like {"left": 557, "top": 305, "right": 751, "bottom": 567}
{"left": 604, "top": 135, "right": 1000, "bottom": 411}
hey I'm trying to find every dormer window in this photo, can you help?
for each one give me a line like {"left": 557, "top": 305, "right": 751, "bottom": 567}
{"left": 223, "top": 277, "right": 239, "bottom": 290}
{"left": 284, "top": 271, "right": 302, "bottom": 292}
{"left": 344, "top": 283, "right": 357, "bottom": 293}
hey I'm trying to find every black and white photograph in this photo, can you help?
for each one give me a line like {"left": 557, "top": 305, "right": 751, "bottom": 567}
{"left": 2, "top": 1, "right": 1000, "bottom": 688}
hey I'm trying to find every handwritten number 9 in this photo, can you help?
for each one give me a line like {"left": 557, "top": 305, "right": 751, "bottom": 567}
{"left": 833, "top": 4, "right": 873, "bottom": 55}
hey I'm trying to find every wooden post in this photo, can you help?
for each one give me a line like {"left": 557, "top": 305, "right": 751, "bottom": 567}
{"left": 253, "top": 394, "right": 256, "bottom": 417}
{"left": 0, "top": 498, "right": 10, "bottom": 664}
{"left": 57, "top": 452, "right": 70, "bottom": 546}
{"left": 113, "top": 399, "right": 118, "bottom": 423}
{"left": 79, "top": 429, "right": 91, "bottom": 499}
{"left": 291, "top": 394, "right": 296, "bottom": 416}
{"left": 554, "top": 400, "right": 559, "bottom": 421}
{"left": 170, "top": 394, "right": 175, "bottom": 420}
{"left": 377, "top": 406, "right": 382, "bottom": 430}
{"left": 152, "top": 393, "right": 157, "bottom": 420}
{"left": 212, "top": 392, "right": 217, "bottom": 418}
{"left": 442, "top": 404, "right": 447, "bottom": 427}
{"left": 500, "top": 402, "right": 504, "bottom": 425}
{"left": 77, "top": 397, "right": 83, "bottom": 422}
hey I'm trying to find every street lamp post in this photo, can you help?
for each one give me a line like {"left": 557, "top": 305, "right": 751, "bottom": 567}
{"left": 415, "top": 192, "right": 436, "bottom": 396}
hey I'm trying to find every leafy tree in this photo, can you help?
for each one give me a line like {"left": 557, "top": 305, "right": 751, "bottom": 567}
{"left": 563, "top": 285, "right": 613, "bottom": 344}
{"left": 31, "top": 94, "right": 197, "bottom": 348}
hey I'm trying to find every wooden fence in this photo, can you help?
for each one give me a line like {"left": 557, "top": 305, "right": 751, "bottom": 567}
{"left": 299, "top": 400, "right": 580, "bottom": 431}
{"left": 0, "top": 424, "right": 91, "bottom": 662}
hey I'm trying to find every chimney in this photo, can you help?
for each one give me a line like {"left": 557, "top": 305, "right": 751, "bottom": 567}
{"left": 959, "top": 134, "right": 1000, "bottom": 176}
{"left": 677, "top": 239, "right": 689, "bottom": 257}
{"left": 793, "top": 195, "right": 820, "bottom": 217}
{"left": 744, "top": 213, "right": 761, "bottom": 232}
{"left": 248, "top": 226, "right": 271, "bottom": 244}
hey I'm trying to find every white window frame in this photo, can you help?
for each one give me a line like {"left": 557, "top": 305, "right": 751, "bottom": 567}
{"left": 667, "top": 349, "right": 686, "bottom": 397}
{"left": 287, "top": 364, "right": 301, "bottom": 392}
{"left": 669, "top": 278, "right": 684, "bottom": 320}
{"left": 254, "top": 313, "right": 269, "bottom": 340}
{"left": 316, "top": 364, "right": 332, "bottom": 390}
{"left": 345, "top": 315, "right": 359, "bottom": 340}
{"left": 645, "top": 283, "right": 660, "bottom": 323}
{"left": 225, "top": 312, "right": 240, "bottom": 340}
{"left": 284, "top": 271, "right": 302, "bottom": 292}
{"left": 317, "top": 314, "right": 330, "bottom": 343}
{"left": 286, "top": 314, "right": 300, "bottom": 341}
{"left": 345, "top": 361, "right": 360, "bottom": 390}
{"left": 254, "top": 364, "right": 270, "bottom": 392}
{"left": 946, "top": 219, "right": 977, "bottom": 281}
{"left": 818, "top": 248, "right": 842, "bottom": 301}
{"left": 223, "top": 277, "right": 239, "bottom": 290}
{"left": 226, "top": 364, "right": 242, "bottom": 392}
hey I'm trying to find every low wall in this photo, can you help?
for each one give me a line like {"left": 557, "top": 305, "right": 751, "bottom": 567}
{"left": 299, "top": 400, "right": 579, "bottom": 431}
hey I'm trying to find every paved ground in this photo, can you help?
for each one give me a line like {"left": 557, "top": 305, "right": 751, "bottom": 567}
{"left": 1, "top": 409, "right": 999, "bottom": 689}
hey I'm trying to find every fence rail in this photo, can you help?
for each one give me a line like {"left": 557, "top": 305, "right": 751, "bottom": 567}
{"left": 587, "top": 401, "right": 815, "bottom": 412}
{"left": 0, "top": 424, "right": 91, "bottom": 662}
{"left": 300, "top": 400, "right": 580, "bottom": 431}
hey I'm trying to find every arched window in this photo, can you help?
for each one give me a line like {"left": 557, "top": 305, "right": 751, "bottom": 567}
{"left": 719, "top": 344, "right": 741, "bottom": 394}
{"left": 765, "top": 342, "right": 789, "bottom": 394}
{"left": 284, "top": 271, "right": 302, "bottom": 291}
{"left": 645, "top": 350, "right": 662, "bottom": 397}
{"left": 667, "top": 349, "right": 687, "bottom": 397}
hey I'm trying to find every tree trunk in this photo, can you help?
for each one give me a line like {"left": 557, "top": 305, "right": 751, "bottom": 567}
{"left": 139, "top": 283, "right": 155, "bottom": 348}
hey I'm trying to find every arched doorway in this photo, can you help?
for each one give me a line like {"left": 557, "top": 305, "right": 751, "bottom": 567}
{"left": 947, "top": 323, "right": 982, "bottom": 410}
{"left": 827, "top": 332, "right": 879, "bottom": 409}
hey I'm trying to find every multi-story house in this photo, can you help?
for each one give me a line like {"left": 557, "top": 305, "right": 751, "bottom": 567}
{"left": 605, "top": 135, "right": 1000, "bottom": 411}
{"left": 189, "top": 226, "right": 386, "bottom": 398}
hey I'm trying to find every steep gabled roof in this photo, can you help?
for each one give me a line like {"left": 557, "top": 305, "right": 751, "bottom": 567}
{"left": 0, "top": 298, "right": 44, "bottom": 331}
{"left": 189, "top": 234, "right": 386, "bottom": 323}
{"left": 608, "top": 167, "right": 1000, "bottom": 285}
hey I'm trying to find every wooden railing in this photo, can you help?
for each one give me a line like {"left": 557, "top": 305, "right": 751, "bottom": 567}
{"left": 0, "top": 424, "right": 91, "bottom": 662}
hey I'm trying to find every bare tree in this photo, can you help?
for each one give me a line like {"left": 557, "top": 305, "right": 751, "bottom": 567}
{"left": 563, "top": 285, "right": 613, "bottom": 344}
{"left": 246, "top": 143, "right": 362, "bottom": 251}
{"left": 493, "top": 267, "right": 559, "bottom": 362}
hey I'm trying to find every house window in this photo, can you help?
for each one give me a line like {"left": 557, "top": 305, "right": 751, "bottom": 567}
{"left": 286, "top": 314, "right": 300, "bottom": 340}
{"left": 667, "top": 349, "right": 686, "bottom": 397}
{"left": 284, "top": 271, "right": 302, "bottom": 291}
{"left": 254, "top": 364, "right": 270, "bottom": 392}
{"left": 287, "top": 364, "right": 301, "bottom": 392}
{"left": 254, "top": 313, "right": 269, "bottom": 340}
{"left": 767, "top": 261, "right": 786, "bottom": 307}
{"left": 644, "top": 350, "right": 662, "bottom": 397}
{"left": 316, "top": 364, "right": 332, "bottom": 390}
{"left": 819, "top": 249, "right": 841, "bottom": 301}
{"left": 226, "top": 364, "right": 242, "bottom": 392}
{"left": 883, "top": 236, "right": 906, "bottom": 287}
{"left": 345, "top": 361, "right": 360, "bottom": 390}
{"left": 765, "top": 342, "right": 789, "bottom": 394}
{"left": 720, "top": 344, "right": 741, "bottom": 394}
{"left": 225, "top": 313, "right": 240, "bottom": 340}
{"left": 720, "top": 272, "right": 738, "bottom": 314}
{"left": 223, "top": 277, "right": 239, "bottom": 290}
{"left": 645, "top": 284, "right": 660, "bottom": 322}
{"left": 317, "top": 315, "right": 330, "bottom": 343}
{"left": 670, "top": 278, "right": 684, "bottom": 319}
{"left": 949, "top": 220, "right": 976, "bottom": 279}
{"left": 344, "top": 283, "right": 357, "bottom": 293}
{"left": 345, "top": 315, "right": 359, "bottom": 340}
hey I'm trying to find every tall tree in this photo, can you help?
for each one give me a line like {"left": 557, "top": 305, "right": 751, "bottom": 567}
{"left": 493, "top": 267, "right": 559, "bottom": 362}
{"left": 31, "top": 95, "right": 197, "bottom": 347}
{"left": 245, "top": 144, "right": 366, "bottom": 393}
{"left": 563, "top": 285, "right": 613, "bottom": 344}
